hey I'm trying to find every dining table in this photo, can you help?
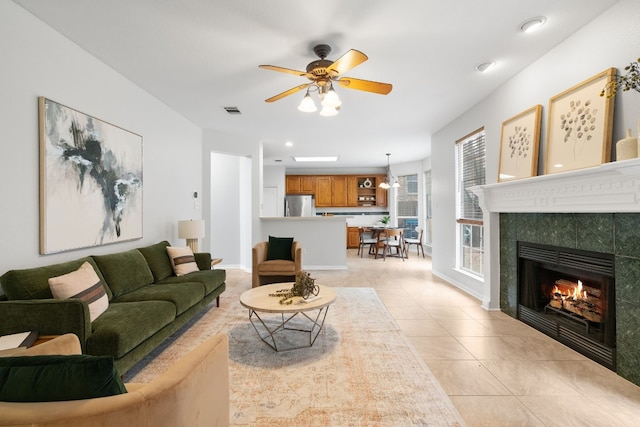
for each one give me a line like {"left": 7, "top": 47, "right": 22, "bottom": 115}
{"left": 363, "top": 226, "right": 407, "bottom": 259}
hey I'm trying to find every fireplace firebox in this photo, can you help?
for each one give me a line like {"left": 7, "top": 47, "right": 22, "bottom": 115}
{"left": 517, "top": 242, "right": 616, "bottom": 370}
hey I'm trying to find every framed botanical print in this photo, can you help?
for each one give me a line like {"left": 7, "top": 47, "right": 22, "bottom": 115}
{"left": 498, "top": 105, "right": 542, "bottom": 182}
{"left": 39, "top": 97, "right": 143, "bottom": 254}
{"left": 545, "top": 68, "right": 616, "bottom": 174}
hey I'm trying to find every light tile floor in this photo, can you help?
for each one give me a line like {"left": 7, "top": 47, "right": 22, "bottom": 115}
{"left": 225, "top": 249, "right": 640, "bottom": 426}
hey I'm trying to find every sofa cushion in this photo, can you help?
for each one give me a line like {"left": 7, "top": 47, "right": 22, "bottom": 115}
{"left": 48, "top": 261, "right": 109, "bottom": 322}
{"left": 157, "top": 269, "right": 226, "bottom": 296}
{"left": 258, "top": 259, "right": 296, "bottom": 274}
{"left": 137, "top": 241, "right": 174, "bottom": 282}
{"left": 111, "top": 282, "right": 205, "bottom": 315}
{"left": 0, "top": 257, "right": 112, "bottom": 301}
{"left": 87, "top": 301, "right": 176, "bottom": 359}
{"left": 0, "top": 354, "right": 126, "bottom": 402}
{"left": 92, "top": 250, "right": 154, "bottom": 298}
{"left": 267, "top": 236, "right": 294, "bottom": 261}
{"left": 166, "top": 246, "right": 200, "bottom": 276}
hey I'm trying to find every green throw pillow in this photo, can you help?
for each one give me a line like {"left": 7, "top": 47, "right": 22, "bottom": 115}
{"left": 0, "top": 355, "right": 127, "bottom": 402}
{"left": 267, "top": 236, "right": 294, "bottom": 261}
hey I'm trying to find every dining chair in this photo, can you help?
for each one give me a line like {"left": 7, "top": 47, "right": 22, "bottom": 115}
{"left": 378, "top": 228, "right": 405, "bottom": 261}
{"left": 404, "top": 226, "right": 425, "bottom": 258}
{"left": 358, "top": 227, "right": 377, "bottom": 257}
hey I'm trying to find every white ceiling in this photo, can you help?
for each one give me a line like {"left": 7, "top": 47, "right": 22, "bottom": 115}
{"left": 14, "top": 0, "right": 618, "bottom": 169}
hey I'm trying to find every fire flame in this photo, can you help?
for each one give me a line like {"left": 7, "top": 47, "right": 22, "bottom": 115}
{"left": 551, "top": 280, "right": 587, "bottom": 301}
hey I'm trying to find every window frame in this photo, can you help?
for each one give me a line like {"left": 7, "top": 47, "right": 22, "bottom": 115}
{"left": 455, "top": 128, "right": 486, "bottom": 277}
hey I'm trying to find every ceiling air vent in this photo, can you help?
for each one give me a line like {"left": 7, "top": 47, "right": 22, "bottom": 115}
{"left": 223, "top": 106, "right": 241, "bottom": 115}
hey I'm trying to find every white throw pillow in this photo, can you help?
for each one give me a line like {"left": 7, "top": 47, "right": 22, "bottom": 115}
{"left": 166, "top": 246, "right": 200, "bottom": 276}
{"left": 48, "top": 262, "right": 109, "bottom": 322}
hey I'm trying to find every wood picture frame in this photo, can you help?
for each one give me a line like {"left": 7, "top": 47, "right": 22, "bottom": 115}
{"left": 498, "top": 105, "right": 542, "bottom": 182}
{"left": 39, "top": 97, "right": 143, "bottom": 254}
{"left": 544, "top": 68, "right": 616, "bottom": 175}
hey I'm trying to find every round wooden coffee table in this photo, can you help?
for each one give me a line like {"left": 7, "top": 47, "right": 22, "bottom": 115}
{"left": 240, "top": 283, "right": 337, "bottom": 351}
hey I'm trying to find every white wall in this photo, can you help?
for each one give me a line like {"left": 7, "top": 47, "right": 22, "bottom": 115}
{"left": 207, "top": 153, "right": 252, "bottom": 269}
{"left": 202, "top": 130, "right": 260, "bottom": 271}
{"left": 263, "top": 165, "right": 286, "bottom": 217}
{"left": 431, "top": 0, "right": 640, "bottom": 308}
{"left": 0, "top": 2, "right": 203, "bottom": 284}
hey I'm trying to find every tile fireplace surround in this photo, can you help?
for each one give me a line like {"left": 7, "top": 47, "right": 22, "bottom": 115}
{"left": 475, "top": 158, "right": 640, "bottom": 386}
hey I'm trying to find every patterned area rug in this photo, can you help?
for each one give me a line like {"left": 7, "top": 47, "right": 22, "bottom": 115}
{"left": 126, "top": 287, "right": 466, "bottom": 426}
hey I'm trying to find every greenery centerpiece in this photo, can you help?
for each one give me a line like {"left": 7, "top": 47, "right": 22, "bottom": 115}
{"left": 380, "top": 215, "right": 391, "bottom": 226}
{"left": 600, "top": 57, "right": 640, "bottom": 98}
{"left": 269, "top": 271, "right": 319, "bottom": 305}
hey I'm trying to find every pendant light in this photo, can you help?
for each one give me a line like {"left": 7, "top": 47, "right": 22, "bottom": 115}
{"left": 379, "top": 153, "right": 399, "bottom": 189}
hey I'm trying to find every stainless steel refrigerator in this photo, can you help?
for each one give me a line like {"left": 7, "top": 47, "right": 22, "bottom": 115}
{"left": 285, "top": 195, "right": 315, "bottom": 216}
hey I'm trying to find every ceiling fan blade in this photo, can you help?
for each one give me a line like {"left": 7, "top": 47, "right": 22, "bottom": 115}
{"left": 265, "top": 84, "right": 310, "bottom": 102}
{"left": 337, "top": 77, "right": 392, "bottom": 95}
{"left": 259, "top": 65, "right": 314, "bottom": 79}
{"left": 326, "top": 49, "right": 368, "bottom": 76}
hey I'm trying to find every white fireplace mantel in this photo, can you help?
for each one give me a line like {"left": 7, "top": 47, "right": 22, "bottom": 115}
{"left": 473, "top": 159, "right": 640, "bottom": 214}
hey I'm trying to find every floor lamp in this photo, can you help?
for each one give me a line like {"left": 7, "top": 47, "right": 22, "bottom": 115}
{"left": 178, "top": 219, "right": 205, "bottom": 252}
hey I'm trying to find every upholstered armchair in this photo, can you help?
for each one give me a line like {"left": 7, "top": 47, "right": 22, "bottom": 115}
{"left": 252, "top": 238, "right": 302, "bottom": 288}
{"left": 0, "top": 333, "right": 230, "bottom": 427}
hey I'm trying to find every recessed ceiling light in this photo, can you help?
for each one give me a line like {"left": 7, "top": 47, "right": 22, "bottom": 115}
{"left": 293, "top": 156, "right": 338, "bottom": 162}
{"left": 475, "top": 62, "right": 496, "bottom": 73}
{"left": 285, "top": 141, "right": 293, "bottom": 147}
{"left": 520, "top": 16, "right": 546, "bottom": 33}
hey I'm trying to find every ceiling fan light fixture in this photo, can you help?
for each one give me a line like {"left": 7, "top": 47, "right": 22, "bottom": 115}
{"left": 297, "top": 92, "right": 317, "bottom": 112}
{"left": 319, "top": 105, "right": 339, "bottom": 117}
{"left": 321, "top": 85, "right": 342, "bottom": 108}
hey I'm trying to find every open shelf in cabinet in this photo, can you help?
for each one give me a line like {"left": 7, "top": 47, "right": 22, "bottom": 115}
{"left": 357, "top": 177, "right": 378, "bottom": 207}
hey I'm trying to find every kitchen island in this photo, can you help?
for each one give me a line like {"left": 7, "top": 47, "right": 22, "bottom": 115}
{"left": 260, "top": 216, "right": 347, "bottom": 270}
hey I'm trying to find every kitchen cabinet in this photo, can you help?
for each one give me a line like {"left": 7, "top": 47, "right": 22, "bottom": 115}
{"left": 286, "top": 175, "right": 301, "bottom": 194}
{"left": 285, "top": 174, "right": 387, "bottom": 207}
{"left": 301, "top": 176, "right": 315, "bottom": 193}
{"left": 286, "top": 175, "right": 315, "bottom": 194}
{"left": 347, "top": 176, "right": 358, "bottom": 207}
{"left": 355, "top": 175, "right": 387, "bottom": 207}
{"left": 332, "top": 176, "right": 347, "bottom": 207}
{"left": 315, "top": 177, "right": 332, "bottom": 207}
{"left": 347, "top": 226, "right": 360, "bottom": 248}
{"left": 315, "top": 176, "right": 346, "bottom": 207}
{"left": 375, "top": 175, "right": 388, "bottom": 207}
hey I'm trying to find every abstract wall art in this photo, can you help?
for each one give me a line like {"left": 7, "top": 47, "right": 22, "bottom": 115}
{"left": 545, "top": 68, "right": 616, "bottom": 175}
{"left": 498, "top": 105, "right": 542, "bottom": 182}
{"left": 39, "top": 97, "right": 143, "bottom": 254}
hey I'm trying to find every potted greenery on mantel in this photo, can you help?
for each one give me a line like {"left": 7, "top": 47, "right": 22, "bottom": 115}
{"left": 600, "top": 57, "right": 640, "bottom": 98}
{"left": 600, "top": 56, "right": 640, "bottom": 160}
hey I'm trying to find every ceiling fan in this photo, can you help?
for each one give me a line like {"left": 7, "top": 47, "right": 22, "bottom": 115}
{"left": 259, "top": 44, "right": 392, "bottom": 114}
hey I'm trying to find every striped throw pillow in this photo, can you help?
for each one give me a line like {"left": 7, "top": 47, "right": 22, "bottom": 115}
{"left": 48, "top": 262, "right": 109, "bottom": 322}
{"left": 166, "top": 246, "right": 200, "bottom": 276}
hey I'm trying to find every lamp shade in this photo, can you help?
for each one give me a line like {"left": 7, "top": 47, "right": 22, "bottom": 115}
{"left": 178, "top": 220, "right": 205, "bottom": 239}
{"left": 298, "top": 93, "right": 317, "bottom": 112}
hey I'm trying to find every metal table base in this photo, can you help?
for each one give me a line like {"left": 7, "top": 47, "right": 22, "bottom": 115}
{"left": 247, "top": 306, "right": 331, "bottom": 351}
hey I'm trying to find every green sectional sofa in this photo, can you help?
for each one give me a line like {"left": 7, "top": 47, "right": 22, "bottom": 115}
{"left": 0, "top": 241, "right": 225, "bottom": 375}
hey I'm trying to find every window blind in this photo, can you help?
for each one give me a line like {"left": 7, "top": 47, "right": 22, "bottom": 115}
{"left": 456, "top": 129, "right": 486, "bottom": 224}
